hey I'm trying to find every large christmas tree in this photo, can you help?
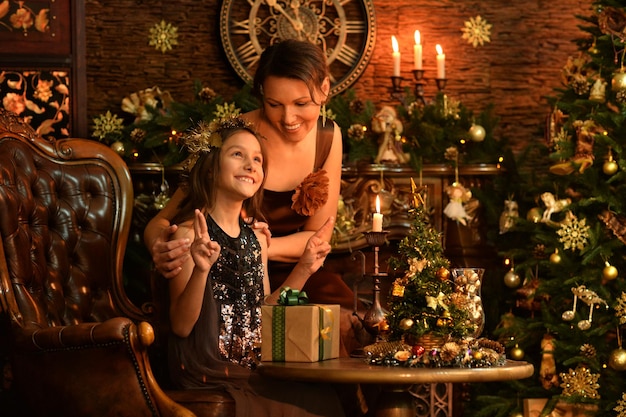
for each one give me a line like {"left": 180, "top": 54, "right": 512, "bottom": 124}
{"left": 468, "top": 2, "right": 626, "bottom": 416}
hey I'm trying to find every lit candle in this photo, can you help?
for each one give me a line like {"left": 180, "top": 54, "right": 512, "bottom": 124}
{"left": 372, "top": 195, "right": 383, "bottom": 232}
{"left": 436, "top": 44, "right": 445, "bottom": 79}
{"left": 413, "top": 30, "right": 422, "bottom": 70}
{"left": 391, "top": 36, "right": 401, "bottom": 77}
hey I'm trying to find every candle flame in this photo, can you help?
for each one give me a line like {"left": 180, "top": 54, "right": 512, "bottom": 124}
{"left": 391, "top": 36, "right": 399, "bottom": 53}
{"left": 414, "top": 30, "right": 420, "bottom": 45}
{"left": 436, "top": 44, "right": 443, "bottom": 55}
{"left": 376, "top": 195, "right": 381, "bottom": 213}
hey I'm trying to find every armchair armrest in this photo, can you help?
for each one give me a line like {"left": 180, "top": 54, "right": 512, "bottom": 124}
{"left": 10, "top": 317, "right": 194, "bottom": 417}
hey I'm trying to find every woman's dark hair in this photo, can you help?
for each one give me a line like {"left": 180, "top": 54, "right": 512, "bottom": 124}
{"left": 173, "top": 125, "right": 267, "bottom": 226}
{"left": 252, "top": 39, "right": 329, "bottom": 104}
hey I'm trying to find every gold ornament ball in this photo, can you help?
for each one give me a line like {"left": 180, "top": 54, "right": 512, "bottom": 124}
{"left": 469, "top": 124, "right": 486, "bottom": 142}
{"left": 378, "top": 319, "right": 390, "bottom": 333}
{"left": 437, "top": 267, "right": 450, "bottom": 281}
{"left": 110, "top": 141, "right": 125, "bottom": 155}
{"left": 613, "top": 72, "right": 626, "bottom": 91}
{"left": 549, "top": 252, "right": 561, "bottom": 264}
{"left": 399, "top": 318, "right": 414, "bottom": 330}
{"left": 603, "top": 264, "right": 618, "bottom": 281}
{"left": 503, "top": 269, "right": 521, "bottom": 288}
{"left": 603, "top": 160, "right": 618, "bottom": 175}
{"left": 510, "top": 412, "right": 524, "bottom": 417}
{"left": 526, "top": 207, "right": 542, "bottom": 223}
{"left": 472, "top": 350, "right": 483, "bottom": 360}
{"left": 609, "top": 348, "right": 626, "bottom": 371}
{"left": 509, "top": 344, "right": 524, "bottom": 360}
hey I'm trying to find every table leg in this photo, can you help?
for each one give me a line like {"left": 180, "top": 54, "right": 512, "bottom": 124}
{"left": 411, "top": 383, "right": 452, "bottom": 417}
{"left": 373, "top": 385, "right": 416, "bottom": 417}
{"left": 372, "top": 383, "right": 452, "bottom": 417}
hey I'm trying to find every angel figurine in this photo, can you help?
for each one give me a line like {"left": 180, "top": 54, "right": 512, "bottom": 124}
{"left": 443, "top": 182, "right": 473, "bottom": 226}
{"left": 372, "top": 106, "right": 410, "bottom": 164}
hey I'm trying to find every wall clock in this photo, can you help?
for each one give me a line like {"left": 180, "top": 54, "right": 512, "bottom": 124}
{"left": 219, "top": 0, "right": 376, "bottom": 97}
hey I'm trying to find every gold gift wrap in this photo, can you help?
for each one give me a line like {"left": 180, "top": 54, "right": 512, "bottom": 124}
{"left": 261, "top": 304, "right": 340, "bottom": 362}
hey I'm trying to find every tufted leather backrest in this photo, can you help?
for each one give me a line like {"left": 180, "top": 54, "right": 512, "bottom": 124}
{"left": 0, "top": 109, "right": 143, "bottom": 330}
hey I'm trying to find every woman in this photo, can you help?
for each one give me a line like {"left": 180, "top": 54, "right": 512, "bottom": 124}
{"left": 145, "top": 39, "right": 358, "bottom": 315}
{"left": 168, "top": 115, "right": 343, "bottom": 416}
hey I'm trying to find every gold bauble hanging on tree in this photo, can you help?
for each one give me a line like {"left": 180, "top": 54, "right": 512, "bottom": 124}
{"left": 603, "top": 261, "right": 618, "bottom": 281}
{"left": 399, "top": 318, "right": 414, "bottom": 330}
{"left": 612, "top": 71, "right": 626, "bottom": 91}
{"left": 609, "top": 348, "right": 626, "bottom": 371}
{"left": 603, "top": 159, "right": 619, "bottom": 175}
{"left": 510, "top": 344, "right": 524, "bottom": 360}
{"left": 110, "top": 141, "right": 125, "bottom": 155}
{"left": 603, "top": 149, "right": 618, "bottom": 175}
{"left": 469, "top": 124, "right": 486, "bottom": 142}
{"left": 503, "top": 268, "right": 521, "bottom": 288}
{"left": 549, "top": 249, "right": 562, "bottom": 264}
{"left": 436, "top": 267, "right": 450, "bottom": 281}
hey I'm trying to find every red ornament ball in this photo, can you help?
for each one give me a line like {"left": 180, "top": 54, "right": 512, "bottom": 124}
{"left": 412, "top": 345, "right": 425, "bottom": 356}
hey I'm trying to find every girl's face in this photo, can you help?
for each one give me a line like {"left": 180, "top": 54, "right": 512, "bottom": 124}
{"left": 216, "top": 131, "right": 264, "bottom": 200}
{"left": 261, "top": 75, "right": 329, "bottom": 142}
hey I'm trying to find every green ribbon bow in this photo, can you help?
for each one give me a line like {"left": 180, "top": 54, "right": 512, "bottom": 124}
{"left": 278, "top": 287, "right": 309, "bottom": 306}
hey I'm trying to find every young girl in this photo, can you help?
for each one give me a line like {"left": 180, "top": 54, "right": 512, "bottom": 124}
{"left": 167, "top": 116, "right": 344, "bottom": 417}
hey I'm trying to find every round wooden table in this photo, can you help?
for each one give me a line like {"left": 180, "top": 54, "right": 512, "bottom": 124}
{"left": 258, "top": 357, "right": 534, "bottom": 417}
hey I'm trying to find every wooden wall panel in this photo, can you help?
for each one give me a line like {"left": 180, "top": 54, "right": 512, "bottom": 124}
{"left": 84, "top": 0, "right": 593, "bottom": 152}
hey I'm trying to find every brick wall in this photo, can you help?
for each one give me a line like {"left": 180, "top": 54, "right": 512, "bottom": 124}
{"left": 85, "top": 0, "right": 593, "bottom": 152}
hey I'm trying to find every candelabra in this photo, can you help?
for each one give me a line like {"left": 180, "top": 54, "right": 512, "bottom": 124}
{"left": 389, "top": 70, "right": 447, "bottom": 102}
{"left": 351, "top": 230, "right": 390, "bottom": 338}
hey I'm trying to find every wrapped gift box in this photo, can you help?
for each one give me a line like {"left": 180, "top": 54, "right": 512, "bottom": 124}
{"left": 261, "top": 304, "right": 340, "bottom": 362}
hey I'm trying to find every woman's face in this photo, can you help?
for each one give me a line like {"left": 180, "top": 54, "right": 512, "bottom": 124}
{"left": 216, "top": 131, "right": 264, "bottom": 200}
{"left": 261, "top": 76, "right": 329, "bottom": 142}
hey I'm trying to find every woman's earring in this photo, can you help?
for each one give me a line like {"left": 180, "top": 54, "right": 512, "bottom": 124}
{"left": 322, "top": 103, "right": 326, "bottom": 127}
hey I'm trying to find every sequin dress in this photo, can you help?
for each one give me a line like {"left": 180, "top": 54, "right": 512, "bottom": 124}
{"left": 169, "top": 215, "right": 345, "bottom": 417}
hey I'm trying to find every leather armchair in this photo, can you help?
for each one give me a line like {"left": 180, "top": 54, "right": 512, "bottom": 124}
{"left": 0, "top": 110, "right": 234, "bottom": 417}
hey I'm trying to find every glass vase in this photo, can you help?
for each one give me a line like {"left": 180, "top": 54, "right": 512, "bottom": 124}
{"left": 451, "top": 268, "right": 485, "bottom": 338}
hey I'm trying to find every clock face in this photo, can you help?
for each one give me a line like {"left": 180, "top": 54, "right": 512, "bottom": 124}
{"left": 219, "top": 0, "right": 376, "bottom": 97}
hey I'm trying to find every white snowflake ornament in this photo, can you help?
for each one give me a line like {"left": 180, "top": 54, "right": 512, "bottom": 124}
{"left": 461, "top": 15, "right": 492, "bottom": 47}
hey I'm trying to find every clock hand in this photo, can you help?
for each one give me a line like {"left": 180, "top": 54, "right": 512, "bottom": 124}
{"left": 265, "top": 0, "right": 304, "bottom": 33}
{"left": 290, "top": 0, "right": 305, "bottom": 33}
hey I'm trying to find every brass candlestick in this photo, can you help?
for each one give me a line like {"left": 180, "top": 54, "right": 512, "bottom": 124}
{"left": 412, "top": 69, "right": 426, "bottom": 105}
{"left": 353, "top": 231, "right": 390, "bottom": 337}
{"left": 436, "top": 78, "right": 447, "bottom": 91}
{"left": 390, "top": 76, "right": 403, "bottom": 93}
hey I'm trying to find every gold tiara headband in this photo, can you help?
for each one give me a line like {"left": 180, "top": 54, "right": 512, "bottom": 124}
{"left": 181, "top": 116, "right": 255, "bottom": 171}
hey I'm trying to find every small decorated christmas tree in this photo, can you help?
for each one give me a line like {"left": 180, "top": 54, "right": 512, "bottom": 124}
{"left": 366, "top": 179, "right": 505, "bottom": 367}
{"left": 386, "top": 181, "right": 470, "bottom": 342}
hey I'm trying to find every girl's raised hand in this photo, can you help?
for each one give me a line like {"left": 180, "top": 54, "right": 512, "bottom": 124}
{"left": 300, "top": 216, "right": 335, "bottom": 273}
{"left": 191, "top": 209, "right": 221, "bottom": 273}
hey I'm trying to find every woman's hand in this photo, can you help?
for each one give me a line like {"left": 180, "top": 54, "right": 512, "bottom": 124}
{"left": 251, "top": 220, "right": 272, "bottom": 247}
{"left": 150, "top": 224, "right": 191, "bottom": 279}
{"left": 190, "top": 209, "right": 221, "bottom": 273}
